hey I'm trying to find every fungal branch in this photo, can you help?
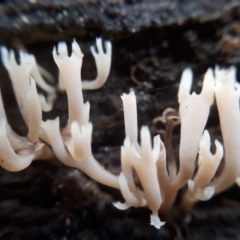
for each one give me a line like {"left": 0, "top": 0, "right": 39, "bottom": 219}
{"left": 0, "top": 48, "right": 53, "bottom": 171}
{"left": 42, "top": 39, "right": 120, "bottom": 190}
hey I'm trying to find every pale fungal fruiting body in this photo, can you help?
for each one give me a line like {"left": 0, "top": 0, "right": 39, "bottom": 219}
{"left": 0, "top": 49, "right": 53, "bottom": 172}
{"left": 188, "top": 130, "right": 223, "bottom": 201}
{"left": 177, "top": 68, "right": 215, "bottom": 184}
{"left": 0, "top": 39, "right": 240, "bottom": 229}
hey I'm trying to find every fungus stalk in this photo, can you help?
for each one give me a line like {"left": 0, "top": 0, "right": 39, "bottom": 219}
{"left": 209, "top": 67, "right": 240, "bottom": 193}
{"left": 177, "top": 68, "right": 215, "bottom": 184}
{"left": 115, "top": 91, "right": 165, "bottom": 229}
{"left": 42, "top": 38, "right": 120, "bottom": 189}
{"left": 0, "top": 47, "right": 54, "bottom": 172}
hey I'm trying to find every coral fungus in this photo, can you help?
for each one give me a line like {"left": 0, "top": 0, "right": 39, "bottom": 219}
{"left": 0, "top": 39, "right": 239, "bottom": 229}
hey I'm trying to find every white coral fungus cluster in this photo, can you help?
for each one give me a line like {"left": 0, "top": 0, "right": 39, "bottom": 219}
{"left": 1, "top": 39, "right": 240, "bottom": 229}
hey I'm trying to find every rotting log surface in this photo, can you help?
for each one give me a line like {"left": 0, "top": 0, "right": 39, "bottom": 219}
{"left": 1, "top": 0, "right": 240, "bottom": 239}
{"left": 0, "top": 0, "right": 239, "bottom": 44}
